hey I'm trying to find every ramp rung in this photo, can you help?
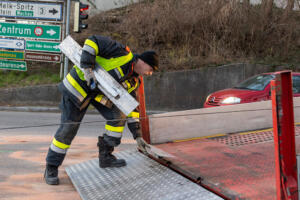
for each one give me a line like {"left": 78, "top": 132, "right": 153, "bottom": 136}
{"left": 66, "top": 150, "right": 222, "bottom": 200}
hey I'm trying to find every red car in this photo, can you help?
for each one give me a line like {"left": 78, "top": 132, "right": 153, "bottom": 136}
{"left": 204, "top": 72, "right": 300, "bottom": 108}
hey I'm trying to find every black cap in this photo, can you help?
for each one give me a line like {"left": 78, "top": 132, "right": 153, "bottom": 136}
{"left": 139, "top": 51, "right": 159, "bottom": 71}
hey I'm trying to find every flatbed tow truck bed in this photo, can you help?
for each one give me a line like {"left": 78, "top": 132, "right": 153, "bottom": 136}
{"left": 66, "top": 71, "right": 299, "bottom": 199}
{"left": 153, "top": 127, "right": 300, "bottom": 199}
{"left": 66, "top": 126, "right": 300, "bottom": 200}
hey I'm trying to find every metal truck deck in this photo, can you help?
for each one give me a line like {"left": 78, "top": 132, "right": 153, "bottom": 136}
{"left": 151, "top": 126, "right": 300, "bottom": 199}
{"left": 66, "top": 126, "right": 300, "bottom": 200}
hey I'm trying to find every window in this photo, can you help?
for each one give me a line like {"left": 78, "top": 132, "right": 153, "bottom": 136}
{"left": 292, "top": 76, "right": 300, "bottom": 94}
{"left": 234, "top": 74, "right": 275, "bottom": 91}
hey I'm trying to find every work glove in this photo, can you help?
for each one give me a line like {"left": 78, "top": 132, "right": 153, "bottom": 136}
{"left": 83, "top": 68, "right": 97, "bottom": 89}
{"left": 136, "top": 137, "right": 150, "bottom": 154}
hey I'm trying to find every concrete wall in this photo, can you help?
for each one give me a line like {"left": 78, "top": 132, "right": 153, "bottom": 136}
{"left": 0, "top": 63, "right": 297, "bottom": 109}
{"left": 0, "top": 84, "right": 61, "bottom": 107}
{"left": 143, "top": 63, "right": 290, "bottom": 111}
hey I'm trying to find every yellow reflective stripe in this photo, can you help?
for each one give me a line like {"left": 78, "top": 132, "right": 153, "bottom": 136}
{"left": 105, "top": 124, "right": 124, "bottom": 133}
{"left": 52, "top": 138, "right": 70, "bottom": 149}
{"left": 128, "top": 80, "right": 138, "bottom": 93}
{"left": 95, "top": 51, "right": 133, "bottom": 71}
{"left": 117, "top": 67, "right": 124, "bottom": 77}
{"left": 84, "top": 39, "right": 99, "bottom": 55}
{"left": 125, "top": 80, "right": 131, "bottom": 89}
{"left": 94, "top": 94, "right": 103, "bottom": 103}
{"left": 128, "top": 112, "right": 139, "bottom": 118}
{"left": 74, "top": 65, "right": 85, "bottom": 80}
{"left": 66, "top": 74, "right": 87, "bottom": 98}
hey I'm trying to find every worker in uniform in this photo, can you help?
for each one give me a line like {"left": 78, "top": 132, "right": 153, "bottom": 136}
{"left": 44, "top": 35, "right": 159, "bottom": 185}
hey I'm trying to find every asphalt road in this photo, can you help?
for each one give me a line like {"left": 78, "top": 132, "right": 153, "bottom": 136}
{"left": 0, "top": 110, "right": 136, "bottom": 200}
{"left": 0, "top": 110, "right": 133, "bottom": 139}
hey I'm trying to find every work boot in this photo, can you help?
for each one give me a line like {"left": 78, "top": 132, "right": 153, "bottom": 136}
{"left": 97, "top": 136, "right": 126, "bottom": 168}
{"left": 44, "top": 164, "right": 59, "bottom": 185}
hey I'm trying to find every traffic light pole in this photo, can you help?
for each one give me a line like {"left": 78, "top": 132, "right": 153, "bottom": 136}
{"left": 63, "top": 0, "right": 71, "bottom": 78}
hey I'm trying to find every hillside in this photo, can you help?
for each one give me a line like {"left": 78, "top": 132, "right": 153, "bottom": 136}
{"left": 72, "top": 0, "right": 300, "bottom": 71}
{"left": 0, "top": 0, "right": 299, "bottom": 88}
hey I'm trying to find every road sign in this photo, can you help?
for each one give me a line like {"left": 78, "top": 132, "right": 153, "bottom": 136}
{"left": 26, "top": 40, "right": 60, "bottom": 53}
{"left": 25, "top": 52, "right": 61, "bottom": 63}
{"left": 0, "top": 1, "right": 62, "bottom": 20}
{"left": 0, "top": 22, "right": 61, "bottom": 40}
{"left": 0, "top": 50, "right": 24, "bottom": 60}
{"left": 0, "top": 38, "right": 25, "bottom": 50}
{"left": 0, "top": 60, "right": 26, "bottom": 71}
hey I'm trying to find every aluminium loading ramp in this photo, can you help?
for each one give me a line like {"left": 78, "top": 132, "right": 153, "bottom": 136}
{"left": 65, "top": 150, "right": 222, "bottom": 200}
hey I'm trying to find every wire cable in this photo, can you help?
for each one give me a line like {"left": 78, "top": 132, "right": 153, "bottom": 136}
{"left": 1, "top": 106, "right": 299, "bottom": 131}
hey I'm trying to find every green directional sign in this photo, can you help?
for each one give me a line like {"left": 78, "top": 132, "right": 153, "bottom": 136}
{"left": 0, "top": 22, "right": 61, "bottom": 40}
{"left": 0, "top": 50, "right": 24, "bottom": 60}
{"left": 26, "top": 40, "right": 61, "bottom": 53}
{"left": 0, "top": 60, "right": 27, "bottom": 71}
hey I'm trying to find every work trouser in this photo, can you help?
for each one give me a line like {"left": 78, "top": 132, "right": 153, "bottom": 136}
{"left": 46, "top": 94, "right": 126, "bottom": 167}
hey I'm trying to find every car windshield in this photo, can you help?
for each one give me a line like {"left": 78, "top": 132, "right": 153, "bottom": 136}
{"left": 234, "top": 74, "right": 275, "bottom": 91}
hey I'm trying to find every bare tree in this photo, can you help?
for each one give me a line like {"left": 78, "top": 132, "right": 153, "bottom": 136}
{"left": 283, "top": 0, "right": 295, "bottom": 20}
{"left": 243, "top": 0, "right": 250, "bottom": 7}
{"left": 261, "top": 0, "right": 273, "bottom": 20}
{"left": 286, "top": 0, "right": 295, "bottom": 12}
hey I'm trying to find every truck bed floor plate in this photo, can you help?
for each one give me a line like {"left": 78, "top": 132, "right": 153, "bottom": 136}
{"left": 66, "top": 150, "right": 222, "bottom": 200}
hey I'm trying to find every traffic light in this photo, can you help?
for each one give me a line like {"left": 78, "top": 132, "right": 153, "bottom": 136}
{"left": 74, "top": 2, "right": 89, "bottom": 33}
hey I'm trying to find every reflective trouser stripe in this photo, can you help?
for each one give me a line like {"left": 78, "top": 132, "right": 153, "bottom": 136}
{"left": 50, "top": 138, "right": 70, "bottom": 154}
{"left": 50, "top": 143, "right": 67, "bottom": 154}
{"left": 94, "top": 94, "right": 103, "bottom": 102}
{"left": 128, "top": 112, "right": 139, "bottom": 118}
{"left": 105, "top": 124, "right": 124, "bottom": 132}
{"left": 63, "top": 77, "right": 84, "bottom": 102}
{"left": 105, "top": 130, "right": 122, "bottom": 138}
{"left": 105, "top": 124, "right": 124, "bottom": 138}
{"left": 127, "top": 111, "right": 140, "bottom": 123}
{"left": 84, "top": 39, "right": 99, "bottom": 55}
{"left": 53, "top": 138, "right": 70, "bottom": 149}
{"left": 66, "top": 74, "right": 87, "bottom": 98}
{"left": 127, "top": 117, "right": 139, "bottom": 123}
{"left": 94, "top": 94, "right": 109, "bottom": 105}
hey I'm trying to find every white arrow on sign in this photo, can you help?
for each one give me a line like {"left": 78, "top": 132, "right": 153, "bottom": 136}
{"left": 54, "top": 56, "right": 59, "bottom": 61}
{"left": 46, "top": 29, "right": 56, "bottom": 36}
